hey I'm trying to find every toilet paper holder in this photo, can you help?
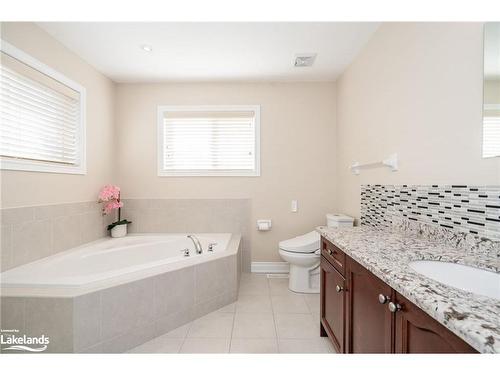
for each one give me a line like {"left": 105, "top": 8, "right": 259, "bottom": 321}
{"left": 257, "top": 219, "right": 272, "bottom": 231}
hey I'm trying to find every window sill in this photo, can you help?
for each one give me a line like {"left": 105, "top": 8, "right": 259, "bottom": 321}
{"left": 0, "top": 158, "right": 86, "bottom": 175}
{"left": 158, "top": 169, "right": 260, "bottom": 177}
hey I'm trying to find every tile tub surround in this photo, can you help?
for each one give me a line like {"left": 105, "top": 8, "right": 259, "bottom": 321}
{"left": 121, "top": 198, "right": 252, "bottom": 272}
{"left": 0, "top": 240, "right": 241, "bottom": 353}
{"left": 316, "top": 225, "right": 500, "bottom": 353}
{"left": 360, "top": 184, "right": 500, "bottom": 240}
{"left": 0, "top": 202, "right": 114, "bottom": 272}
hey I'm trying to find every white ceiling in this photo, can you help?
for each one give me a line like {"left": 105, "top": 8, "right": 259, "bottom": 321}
{"left": 37, "top": 22, "right": 379, "bottom": 83}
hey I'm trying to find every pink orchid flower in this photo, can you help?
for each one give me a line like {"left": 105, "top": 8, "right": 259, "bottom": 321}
{"left": 98, "top": 185, "right": 120, "bottom": 203}
{"left": 98, "top": 185, "right": 122, "bottom": 215}
{"left": 103, "top": 200, "right": 123, "bottom": 215}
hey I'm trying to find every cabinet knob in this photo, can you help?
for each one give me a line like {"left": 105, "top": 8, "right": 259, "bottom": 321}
{"left": 328, "top": 249, "right": 333, "bottom": 255}
{"left": 378, "top": 294, "right": 390, "bottom": 304}
{"left": 388, "top": 302, "right": 402, "bottom": 313}
{"left": 335, "top": 285, "right": 344, "bottom": 293}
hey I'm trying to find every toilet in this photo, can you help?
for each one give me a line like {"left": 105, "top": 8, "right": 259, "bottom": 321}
{"left": 278, "top": 214, "right": 354, "bottom": 293}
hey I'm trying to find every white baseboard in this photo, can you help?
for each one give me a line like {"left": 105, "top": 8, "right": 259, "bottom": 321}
{"left": 251, "top": 261, "right": 289, "bottom": 274}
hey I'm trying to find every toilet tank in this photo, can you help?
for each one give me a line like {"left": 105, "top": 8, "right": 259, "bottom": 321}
{"left": 326, "top": 213, "right": 354, "bottom": 228}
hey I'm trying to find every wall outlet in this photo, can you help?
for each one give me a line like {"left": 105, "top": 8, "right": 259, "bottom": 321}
{"left": 291, "top": 200, "right": 298, "bottom": 213}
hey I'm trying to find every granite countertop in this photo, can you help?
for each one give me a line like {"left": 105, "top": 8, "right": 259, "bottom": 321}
{"left": 316, "top": 225, "right": 500, "bottom": 353}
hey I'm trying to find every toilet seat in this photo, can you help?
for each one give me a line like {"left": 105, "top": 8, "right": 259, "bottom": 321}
{"left": 278, "top": 231, "right": 320, "bottom": 254}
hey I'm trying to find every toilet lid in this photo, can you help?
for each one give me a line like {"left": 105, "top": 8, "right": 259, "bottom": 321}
{"left": 279, "top": 231, "right": 321, "bottom": 253}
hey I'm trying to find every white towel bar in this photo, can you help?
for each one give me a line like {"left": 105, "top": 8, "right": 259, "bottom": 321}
{"left": 350, "top": 153, "right": 398, "bottom": 175}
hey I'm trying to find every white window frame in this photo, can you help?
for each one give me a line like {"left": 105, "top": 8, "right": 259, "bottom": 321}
{"left": 0, "top": 40, "right": 86, "bottom": 175}
{"left": 157, "top": 105, "right": 261, "bottom": 177}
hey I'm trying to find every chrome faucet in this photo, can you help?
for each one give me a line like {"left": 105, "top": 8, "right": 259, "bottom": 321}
{"left": 187, "top": 234, "right": 203, "bottom": 254}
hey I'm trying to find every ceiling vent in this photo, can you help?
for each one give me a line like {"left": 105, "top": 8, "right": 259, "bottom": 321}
{"left": 294, "top": 53, "right": 317, "bottom": 67}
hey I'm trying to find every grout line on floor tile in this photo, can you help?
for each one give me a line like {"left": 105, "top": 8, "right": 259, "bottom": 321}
{"left": 178, "top": 338, "right": 186, "bottom": 353}
{"left": 178, "top": 321, "right": 193, "bottom": 353}
{"left": 269, "top": 282, "right": 281, "bottom": 350}
{"left": 184, "top": 318, "right": 195, "bottom": 338}
{"left": 228, "top": 308, "right": 237, "bottom": 352}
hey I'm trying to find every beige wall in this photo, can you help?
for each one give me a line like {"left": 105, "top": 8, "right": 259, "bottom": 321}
{"left": 115, "top": 82, "right": 337, "bottom": 262}
{"left": 0, "top": 22, "right": 116, "bottom": 208}
{"left": 336, "top": 22, "right": 500, "bottom": 221}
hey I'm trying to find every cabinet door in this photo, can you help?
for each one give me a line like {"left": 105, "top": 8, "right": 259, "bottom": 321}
{"left": 320, "top": 256, "right": 345, "bottom": 353}
{"left": 393, "top": 292, "right": 477, "bottom": 353}
{"left": 346, "top": 258, "right": 393, "bottom": 353}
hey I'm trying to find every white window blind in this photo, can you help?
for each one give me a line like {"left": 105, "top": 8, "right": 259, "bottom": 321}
{"left": 158, "top": 106, "right": 260, "bottom": 176}
{"left": 0, "top": 41, "right": 85, "bottom": 174}
{"left": 483, "top": 116, "right": 500, "bottom": 158}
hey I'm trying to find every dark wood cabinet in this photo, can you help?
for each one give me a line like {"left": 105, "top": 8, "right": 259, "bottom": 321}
{"left": 393, "top": 292, "right": 476, "bottom": 353}
{"left": 321, "top": 239, "right": 346, "bottom": 275}
{"left": 320, "top": 237, "right": 478, "bottom": 354}
{"left": 320, "top": 256, "right": 345, "bottom": 353}
{"left": 345, "top": 258, "right": 394, "bottom": 353}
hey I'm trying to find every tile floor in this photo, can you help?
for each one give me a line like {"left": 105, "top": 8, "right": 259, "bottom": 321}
{"left": 128, "top": 273, "right": 336, "bottom": 353}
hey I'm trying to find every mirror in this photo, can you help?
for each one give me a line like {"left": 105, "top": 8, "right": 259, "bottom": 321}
{"left": 483, "top": 22, "right": 500, "bottom": 158}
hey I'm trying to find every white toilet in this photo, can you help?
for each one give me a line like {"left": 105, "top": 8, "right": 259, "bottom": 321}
{"left": 278, "top": 214, "right": 354, "bottom": 293}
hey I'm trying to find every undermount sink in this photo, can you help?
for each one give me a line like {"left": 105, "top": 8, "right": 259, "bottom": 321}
{"left": 409, "top": 260, "right": 500, "bottom": 300}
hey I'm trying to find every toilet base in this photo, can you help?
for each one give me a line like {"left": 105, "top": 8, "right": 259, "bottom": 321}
{"left": 288, "top": 263, "right": 320, "bottom": 294}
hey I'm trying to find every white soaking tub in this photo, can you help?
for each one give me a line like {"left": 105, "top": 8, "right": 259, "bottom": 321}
{"left": 0, "top": 233, "right": 241, "bottom": 352}
{"left": 1, "top": 233, "right": 237, "bottom": 296}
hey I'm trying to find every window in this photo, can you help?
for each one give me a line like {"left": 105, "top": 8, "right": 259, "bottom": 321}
{"left": 158, "top": 105, "right": 260, "bottom": 176}
{"left": 483, "top": 114, "right": 500, "bottom": 158}
{"left": 0, "top": 40, "right": 86, "bottom": 174}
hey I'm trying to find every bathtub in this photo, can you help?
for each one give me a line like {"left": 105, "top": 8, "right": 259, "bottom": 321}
{"left": 0, "top": 233, "right": 241, "bottom": 352}
{"left": 1, "top": 233, "right": 238, "bottom": 296}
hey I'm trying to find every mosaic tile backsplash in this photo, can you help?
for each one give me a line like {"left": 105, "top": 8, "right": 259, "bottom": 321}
{"left": 360, "top": 185, "right": 500, "bottom": 240}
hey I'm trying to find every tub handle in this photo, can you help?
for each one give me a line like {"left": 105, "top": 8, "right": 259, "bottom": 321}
{"left": 180, "top": 248, "right": 190, "bottom": 257}
{"left": 208, "top": 243, "right": 218, "bottom": 252}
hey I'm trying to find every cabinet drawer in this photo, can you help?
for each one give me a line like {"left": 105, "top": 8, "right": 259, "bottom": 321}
{"left": 321, "top": 238, "right": 346, "bottom": 275}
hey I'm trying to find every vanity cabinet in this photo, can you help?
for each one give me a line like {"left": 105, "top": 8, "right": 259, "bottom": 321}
{"left": 320, "top": 256, "right": 345, "bottom": 353}
{"left": 320, "top": 237, "right": 478, "bottom": 354}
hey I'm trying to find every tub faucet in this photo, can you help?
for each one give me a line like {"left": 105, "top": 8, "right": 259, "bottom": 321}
{"left": 187, "top": 234, "right": 203, "bottom": 254}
